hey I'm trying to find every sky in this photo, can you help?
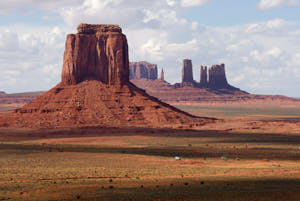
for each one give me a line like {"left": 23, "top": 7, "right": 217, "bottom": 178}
{"left": 1, "top": 0, "right": 300, "bottom": 97}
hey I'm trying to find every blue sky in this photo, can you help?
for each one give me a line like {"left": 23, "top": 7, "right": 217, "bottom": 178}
{"left": 1, "top": 0, "right": 300, "bottom": 97}
{"left": 187, "top": 0, "right": 300, "bottom": 26}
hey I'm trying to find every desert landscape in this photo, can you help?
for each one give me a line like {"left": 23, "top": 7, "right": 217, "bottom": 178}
{"left": 0, "top": 22, "right": 300, "bottom": 201}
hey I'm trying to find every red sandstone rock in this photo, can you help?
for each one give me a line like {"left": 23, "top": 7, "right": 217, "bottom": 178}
{"left": 61, "top": 23, "right": 129, "bottom": 86}
{"left": 182, "top": 59, "right": 194, "bottom": 83}
{"left": 129, "top": 61, "right": 157, "bottom": 80}
{"left": 0, "top": 24, "right": 209, "bottom": 129}
{"left": 160, "top": 68, "right": 165, "bottom": 81}
{"left": 200, "top": 65, "right": 208, "bottom": 87}
{"left": 208, "top": 64, "right": 228, "bottom": 89}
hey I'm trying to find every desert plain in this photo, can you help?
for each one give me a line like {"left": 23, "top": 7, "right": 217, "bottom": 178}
{"left": 1, "top": 101, "right": 300, "bottom": 201}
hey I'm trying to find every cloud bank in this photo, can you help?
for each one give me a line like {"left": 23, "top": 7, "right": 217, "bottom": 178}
{"left": 0, "top": 0, "right": 300, "bottom": 97}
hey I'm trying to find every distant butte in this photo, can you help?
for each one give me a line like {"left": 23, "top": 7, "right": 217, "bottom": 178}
{"left": 129, "top": 61, "right": 158, "bottom": 80}
{"left": 0, "top": 24, "right": 212, "bottom": 129}
{"left": 130, "top": 60, "right": 299, "bottom": 103}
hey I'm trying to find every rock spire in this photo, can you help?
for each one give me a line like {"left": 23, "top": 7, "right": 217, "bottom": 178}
{"left": 182, "top": 59, "right": 194, "bottom": 83}
{"left": 160, "top": 68, "right": 165, "bottom": 81}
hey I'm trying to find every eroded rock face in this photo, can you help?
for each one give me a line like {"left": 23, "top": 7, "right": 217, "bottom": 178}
{"left": 61, "top": 23, "right": 129, "bottom": 86}
{"left": 182, "top": 59, "right": 194, "bottom": 83}
{"left": 129, "top": 61, "right": 158, "bottom": 80}
{"left": 200, "top": 65, "right": 208, "bottom": 87}
{"left": 208, "top": 64, "right": 228, "bottom": 89}
{"left": 0, "top": 24, "right": 206, "bottom": 129}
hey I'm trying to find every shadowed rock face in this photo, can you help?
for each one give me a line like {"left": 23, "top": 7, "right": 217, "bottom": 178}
{"left": 61, "top": 23, "right": 129, "bottom": 86}
{"left": 0, "top": 91, "right": 5, "bottom": 95}
{"left": 129, "top": 61, "right": 158, "bottom": 80}
{"left": 182, "top": 59, "right": 194, "bottom": 83}
{"left": 160, "top": 69, "right": 165, "bottom": 81}
{"left": 200, "top": 65, "right": 208, "bottom": 87}
{"left": 208, "top": 64, "right": 228, "bottom": 89}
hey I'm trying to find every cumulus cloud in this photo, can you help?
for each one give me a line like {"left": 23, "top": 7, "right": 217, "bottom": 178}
{"left": 0, "top": 26, "right": 66, "bottom": 93}
{"left": 245, "top": 19, "right": 292, "bottom": 34}
{"left": 180, "top": 0, "right": 211, "bottom": 7}
{"left": 1, "top": 0, "right": 300, "bottom": 96}
{"left": 257, "top": 0, "right": 300, "bottom": 10}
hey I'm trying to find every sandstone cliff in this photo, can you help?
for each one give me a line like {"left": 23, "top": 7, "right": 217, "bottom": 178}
{"left": 61, "top": 24, "right": 129, "bottom": 86}
{"left": 200, "top": 65, "right": 208, "bottom": 87}
{"left": 182, "top": 59, "right": 194, "bottom": 83}
{"left": 0, "top": 24, "right": 209, "bottom": 129}
{"left": 129, "top": 61, "right": 157, "bottom": 80}
{"left": 208, "top": 64, "right": 228, "bottom": 89}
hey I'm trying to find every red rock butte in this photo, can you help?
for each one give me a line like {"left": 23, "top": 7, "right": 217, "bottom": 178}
{"left": 0, "top": 24, "right": 212, "bottom": 129}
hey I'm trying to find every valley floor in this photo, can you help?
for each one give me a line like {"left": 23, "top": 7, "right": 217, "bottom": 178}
{"left": 0, "top": 104, "right": 300, "bottom": 200}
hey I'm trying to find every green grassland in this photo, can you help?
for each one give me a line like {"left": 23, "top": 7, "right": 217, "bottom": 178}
{"left": 176, "top": 105, "right": 300, "bottom": 119}
{"left": 0, "top": 127, "right": 300, "bottom": 200}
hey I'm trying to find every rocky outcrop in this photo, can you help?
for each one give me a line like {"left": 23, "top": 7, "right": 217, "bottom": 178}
{"left": 182, "top": 59, "right": 194, "bottom": 83}
{"left": 129, "top": 61, "right": 157, "bottom": 80}
{"left": 208, "top": 64, "right": 229, "bottom": 89}
{"left": 160, "top": 69, "right": 165, "bottom": 81}
{"left": 0, "top": 24, "right": 209, "bottom": 129}
{"left": 61, "top": 23, "right": 129, "bottom": 86}
{"left": 200, "top": 65, "right": 208, "bottom": 87}
{"left": 0, "top": 91, "right": 5, "bottom": 95}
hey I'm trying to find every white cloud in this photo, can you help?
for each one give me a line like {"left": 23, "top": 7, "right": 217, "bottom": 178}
{"left": 257, "top": 0, "right": 300, "bottom": 10}
{"left": 267, "top": 47, "right": 281, "bottom": 57}
{"left": 245, "top": 19, "right": 291, "bottom": 34}
{"left": 0, "top": 25, "right": 67, "bottom": 93}
{"left": 0, "top": 0, "right": 300, "bottom": 96}
{"left": 180, "top": 0, "right": 210, "bottom": 7}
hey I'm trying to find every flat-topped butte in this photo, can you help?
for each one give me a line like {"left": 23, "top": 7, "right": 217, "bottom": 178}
{"left": 77, "top": 23, "right": 122, "bottom": 34}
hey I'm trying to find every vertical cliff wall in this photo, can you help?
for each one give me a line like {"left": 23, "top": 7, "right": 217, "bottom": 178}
{"left": 61, "top": 24, "right": 129, "bottom": 86}
{"left": 200, "top": 65, "right": 208, "bottom": 87}
{"left": 208, "top": 64, "right": 229, "bottom": 89}
{"left": 129, "top": 62, "right": 158, "bottom": 80}
{"left": 182, "top": 59, "right": 194, "bottom": 83}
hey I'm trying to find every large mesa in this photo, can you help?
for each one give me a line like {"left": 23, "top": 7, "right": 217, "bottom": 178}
{"left": 61, "top": 23, "right": 129, "bottom": 86}
{"left": 0, "top": 24, "right": 209, "bottom": 129}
